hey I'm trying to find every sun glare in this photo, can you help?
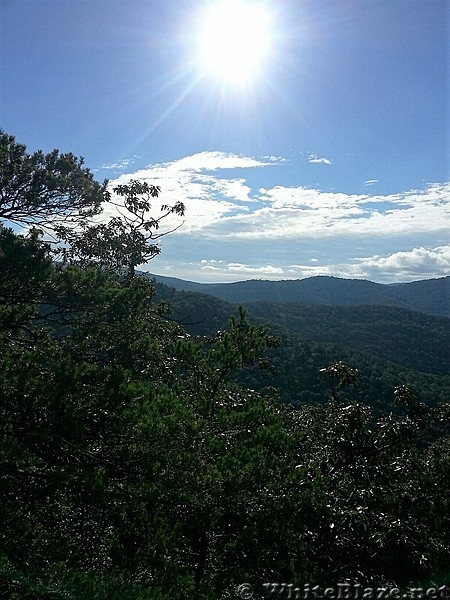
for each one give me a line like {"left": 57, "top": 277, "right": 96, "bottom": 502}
{"left": 198, "top": 0, "right": 272, "bottom": 84}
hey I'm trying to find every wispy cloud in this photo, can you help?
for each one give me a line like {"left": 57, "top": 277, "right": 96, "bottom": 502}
{"left": 308, "top": 153, "right": 332, "bottom": 165}
{"left": 364, "top": 179, "right": 379, "bottom": 186}
{"left": 99, "top": 157, "right": 140, "bottom": 171}
{"left": 263, "top": 155, "right": 287, "bottom": 162}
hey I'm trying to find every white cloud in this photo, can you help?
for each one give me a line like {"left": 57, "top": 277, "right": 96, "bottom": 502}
{"left": 198, "top": 182, "right": 450, "bottom": 241}
{"left": 364, "top": 179, "right": 378, "bottom": 186}
{"left": 213, "top": 178, "right": 253, "bottom": 203}
{"left": 158, "top": 151, "right": 278, "bottom": 173}
{"left": 199, "top": 259, "right": 283, "bottom": 277}
{"left": 354, "top": 245, "right": 450, "bottom": 279}
{"left": 308, "top": 153, "right": 333, "bottom": 165}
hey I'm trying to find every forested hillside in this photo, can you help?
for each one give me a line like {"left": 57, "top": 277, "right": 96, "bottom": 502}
{"left": 1, "top": 131, "right": 450, "bottom": 599}
{"left": 155, "top": 284, "right": 450, "bottom": 375}
{"left": 245, "top": 302, "right": 450, "bottom": 376}
{"left": 155, "top": 285, "right": 450, "bottom": 415}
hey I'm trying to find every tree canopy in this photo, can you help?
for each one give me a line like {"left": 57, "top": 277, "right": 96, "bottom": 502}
{"left": 0, "top": 130, "right": 107, "bottom": 228}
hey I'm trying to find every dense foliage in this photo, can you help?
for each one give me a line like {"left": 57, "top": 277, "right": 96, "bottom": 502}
{"left": 1, "top": 133, "right": 449, "bottom": 599}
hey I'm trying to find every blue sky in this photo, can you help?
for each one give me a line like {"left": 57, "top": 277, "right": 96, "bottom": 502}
{"left": 1, "top": 0, "right": 449, "bottom": 283}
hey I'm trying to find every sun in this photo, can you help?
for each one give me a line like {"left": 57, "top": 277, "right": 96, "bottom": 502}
{"left": 198, "top": 0, "right": 272, "bottom": 85}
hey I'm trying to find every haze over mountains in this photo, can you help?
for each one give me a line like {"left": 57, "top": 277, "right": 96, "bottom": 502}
{"left": 149, "top": 274, "right": 450, "bottom": 317}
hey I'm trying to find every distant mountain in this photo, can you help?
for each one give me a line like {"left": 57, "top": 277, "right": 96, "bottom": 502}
{"left": 149, "top": 274, "right": 450, "bottom": 317}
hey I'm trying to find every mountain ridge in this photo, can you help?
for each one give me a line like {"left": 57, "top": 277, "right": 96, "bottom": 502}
{"left": 148, "top": 273, "right": 450, "bottom": 317}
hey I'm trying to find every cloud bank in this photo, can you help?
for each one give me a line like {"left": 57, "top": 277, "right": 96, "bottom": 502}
{"left": 108, "top": 151, "right": 449, "bottom": 283}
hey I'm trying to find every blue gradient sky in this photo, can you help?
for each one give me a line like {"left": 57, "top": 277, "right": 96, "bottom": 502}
{"left": 1, "top": 0, "right": 449, "bottom": 282}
